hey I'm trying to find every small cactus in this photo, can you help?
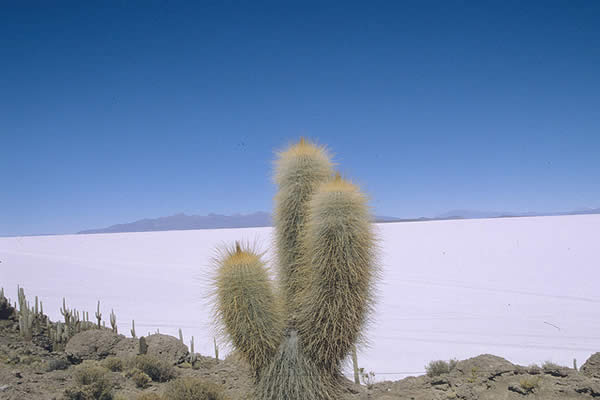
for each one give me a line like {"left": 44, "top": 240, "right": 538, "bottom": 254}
{"left": 189, "top": 336, "right": 197, "bottom": 364}
{"left": 214, "top": 337, "right": 219, "bottom": 362}
{"left": 60, "top": 298, "right": 72, "bottom": 337}
{"left": 52, "top": 322, "right": 67, "bottom": 351}
{"left": 16, "top": 287, "right": 34, "bottom": 340}
{"left": 139, "top": 336, "right": 148, "bottom": 355}
{"left": 351, "top": 345, "right": 360, "bottom": 384}
{"left": 131, "top": 320, "right": 136, "bottom": 338}
{"left": 110, "top": 309, "right": 117, "bottom": 333}
{"left": 60, "top": 297, "right": 70, "bottom": 322}
{"left": 18, "top": 312, "right": 33, "bottom": 340}
{"left": 95, "top": 301, "right": 102, "bottom": 328}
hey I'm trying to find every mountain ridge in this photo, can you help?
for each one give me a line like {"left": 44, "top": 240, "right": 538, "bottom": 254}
{"left": 77, "top": 208, "right": 600, "bottom": 234}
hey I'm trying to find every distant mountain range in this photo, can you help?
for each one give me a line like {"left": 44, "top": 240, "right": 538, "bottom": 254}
{"left": 435, "top": 208, "right": 600, "bottom": 219}
{"left": 77, "top": 212, "right": 410, "bottom": 234}
{"left": 77, "top": 208, "right": 600, "bottom": 234}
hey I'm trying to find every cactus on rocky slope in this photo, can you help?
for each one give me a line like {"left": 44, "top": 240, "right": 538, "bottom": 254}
{"left": 212, "top": 139, "right": 377, "bottom": 400}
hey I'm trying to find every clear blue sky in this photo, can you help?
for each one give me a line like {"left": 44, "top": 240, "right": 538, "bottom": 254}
{"left": 1, "top": 1, "right": 599, "bottom": 235}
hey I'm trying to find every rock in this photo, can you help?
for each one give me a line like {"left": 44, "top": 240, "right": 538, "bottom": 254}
{"left": 32, "top": 332, "right": 53, "bottom": 352}
{"left": 144, "top": 334, "right": 189, "bottom": 365}
{"left": 0, "top": 385, "right": 9, "bottom": 392}
{"left": 113, "top": 336, "right": 138, "bottom": 359}
{"left": 572, "top": 377, "right": 600, "bottom": 397}
{"left": 109, "top": 333, "right": 189, "bottom": 364}
{"left": 542, "top": 364, "right": 569, "bottom": 378}
{"left": 508, "top": 383, "right": 530, "bottom": 395}
{"left": 581, "top": 352, "right": 600, "bottom": 380}
{"left": 65, "top": 329, "right": 125, "bottom": 362}
{"left": 0, "top": 296, "right": 15, "bottom": 320}
{"left": 454, "top": 354, "right": 515, "bottom": 383}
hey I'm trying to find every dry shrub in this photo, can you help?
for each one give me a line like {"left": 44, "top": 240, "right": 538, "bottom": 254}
{"left": 103, "top": 356, "right": 124, "bottom": 372}
{"left": 46, "top": 358, "right": 70, "bottom": 372}
{"left": 64, "top": 361, "right": 114, "bottom": 400}
{"left": 134, "top": 354, "right": 176, "bottom": 382}
{"left": 425, "top": 359, "right": 458, "bottom": 377}
{"left": 519, "top": 376, "right": 541, "bottom": 392}
{"left": 132, "top": 369, "right": 152, "bottom": 388}
{"left": 164, "top": 377, "right": 229, "bottom": 400}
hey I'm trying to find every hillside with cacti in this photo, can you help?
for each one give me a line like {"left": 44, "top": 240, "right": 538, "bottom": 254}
{"left": 1, "top": 288, "right": 600, "bottom": 400}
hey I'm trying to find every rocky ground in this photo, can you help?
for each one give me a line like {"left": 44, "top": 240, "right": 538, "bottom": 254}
{"left": 1, "top": 310, "right": 599, "bottom": 399}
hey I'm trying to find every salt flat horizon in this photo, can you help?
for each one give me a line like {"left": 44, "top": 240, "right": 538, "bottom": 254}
{"left": 1, "top": 213, "right": 599, "bottom": 381}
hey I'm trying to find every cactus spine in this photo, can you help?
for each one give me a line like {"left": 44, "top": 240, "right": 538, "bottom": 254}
{"left": 212, "top": 139, "right": 377, "bottom": 399}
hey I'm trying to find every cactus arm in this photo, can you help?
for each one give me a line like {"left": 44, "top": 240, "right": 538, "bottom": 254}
{"left": 189, "top": 336, "right": 197, "bottom": 364}
{"left": 273, "top": 138, "right": 333, "bottom": 314}
{"left": 213, "top": 242, "right": 284, "bottom": 377}
{"left": 297, "top": 176, "right": 377, "bottom": 373}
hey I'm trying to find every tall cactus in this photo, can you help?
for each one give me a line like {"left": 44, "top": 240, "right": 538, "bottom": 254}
{"left": 212, "top": 139, "right": 377, "bottom": 400}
